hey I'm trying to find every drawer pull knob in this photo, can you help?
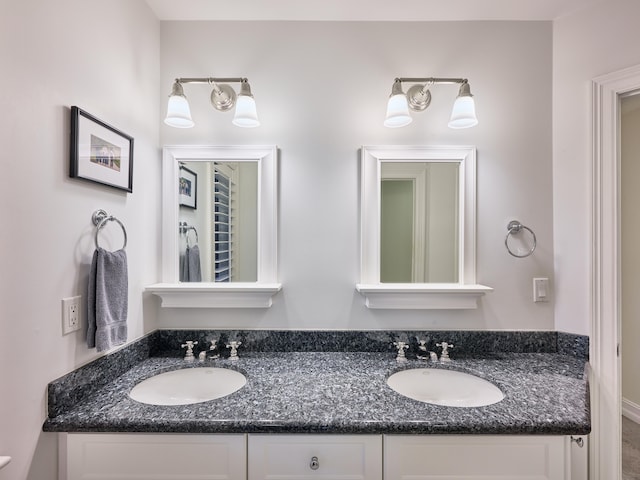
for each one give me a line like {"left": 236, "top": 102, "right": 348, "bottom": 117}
{"left": 310, "top": 456, "right": 320, "bottom": 470}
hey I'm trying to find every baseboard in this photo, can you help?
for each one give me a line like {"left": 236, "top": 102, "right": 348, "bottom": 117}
{"left": 622, "top": 397, "right": 640, "bottom": 424}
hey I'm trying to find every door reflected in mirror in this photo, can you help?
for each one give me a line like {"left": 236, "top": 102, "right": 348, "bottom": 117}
{"left": 179, "top": 161, "right": 258, "bottom": 283}
{"left": 380, "top": 162, "right": 459, "bottom": 283}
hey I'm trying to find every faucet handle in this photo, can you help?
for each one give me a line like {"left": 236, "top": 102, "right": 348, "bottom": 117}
{"left": 226, "top": 341, "right": 242, "bottom": 360}
{"left": 181, "top": 340, "right": 198, "bottom": 361}
{"left": 393, "top": 341, "right": 409, "bottom": 362}
{"left": 436, "top": 341, "right": 454, "bottom": 361}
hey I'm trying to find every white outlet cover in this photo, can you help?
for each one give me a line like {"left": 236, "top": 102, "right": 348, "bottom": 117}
{"left": 62, "top": 296, "right": 82, "bottom": 335}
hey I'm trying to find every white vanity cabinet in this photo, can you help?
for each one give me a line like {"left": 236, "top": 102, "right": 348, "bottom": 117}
{"left": 61, "top": 433, "right": 246, "bottom": 480}
{"left": 247, "top": 434, "right": 382, "bottom": 480}
{"left": 60, "top": 433, "right": 587, "bottom": 480}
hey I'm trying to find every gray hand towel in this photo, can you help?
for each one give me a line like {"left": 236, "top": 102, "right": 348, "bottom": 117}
{"left": 185, "top": 245, "right": 202, "bottom": 282}
{"left": 179, "top": 251, "right": 187, "bottom": 282}
{"left": 87, "top": 248, "right": 128, "bottom": 352}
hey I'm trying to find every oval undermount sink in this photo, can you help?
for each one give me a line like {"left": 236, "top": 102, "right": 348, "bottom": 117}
{"left": 387, "top": 368, "right": 504, "bottom": 407}
{"left": 129, "top": 367, "right": 247, "bottom": 406}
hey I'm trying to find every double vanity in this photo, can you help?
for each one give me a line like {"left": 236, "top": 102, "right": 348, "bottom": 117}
{"left": 44, "top": 330, "right": 590, "bottom": 479}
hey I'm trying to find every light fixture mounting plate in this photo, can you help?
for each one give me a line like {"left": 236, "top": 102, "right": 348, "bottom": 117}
{"left": 407, "top": 84, "right": 432, "bottom": 111}
{"left": 210, "top": 84, "right": 237, "bottom": 112}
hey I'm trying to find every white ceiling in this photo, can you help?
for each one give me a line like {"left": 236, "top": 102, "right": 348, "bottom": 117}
{"left": 145, "top": 0, "right": 603, "bottom": 22}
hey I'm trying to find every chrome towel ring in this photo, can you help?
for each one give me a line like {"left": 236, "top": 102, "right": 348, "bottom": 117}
{"left": 92, "top": 209, "right": 127, "bottom": 250}
{"left": 179, "top": 221, "right": 199, "bottom": 247}
{"left": 505, "top": 220, "right": 536, "bottom": 258}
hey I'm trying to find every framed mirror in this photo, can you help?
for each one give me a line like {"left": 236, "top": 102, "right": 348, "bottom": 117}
{"left": 146, "top": 145, "right": 281, "bottom": 308}
{"left": 357, "top": 145, "right": 491, "bottom": 309}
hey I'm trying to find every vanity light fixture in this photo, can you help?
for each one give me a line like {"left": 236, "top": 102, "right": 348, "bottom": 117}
{"left": 164, "top": 77, "right": 260, "bottom": 129}
{"left": 384, "top": 77, "right": 478, "bottom": 129}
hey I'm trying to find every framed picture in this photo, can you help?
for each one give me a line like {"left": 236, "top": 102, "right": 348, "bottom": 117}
{"left": 70, "top": 106, "right": 134, "bottom": 192}
{"left": 179, "top": 165, "right": 197, "bottom": 209}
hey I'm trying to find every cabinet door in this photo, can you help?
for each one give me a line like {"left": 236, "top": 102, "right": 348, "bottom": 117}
{"left": 384, "top": 435, "right": 567, "bottom": 480}
{"left": 62, "top": 433, "right": 246, "bottom": 480}
{"left": 248, "top": 434, "right": 382, "bottom": 480}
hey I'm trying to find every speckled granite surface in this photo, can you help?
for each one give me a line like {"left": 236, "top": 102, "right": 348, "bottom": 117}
{"left": 43, "top": 330, "right": 590, "bottom": 436}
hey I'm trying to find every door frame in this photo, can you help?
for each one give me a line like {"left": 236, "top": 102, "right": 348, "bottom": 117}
{"left": 591, "top": 63, "right": 640, "bottom": 480}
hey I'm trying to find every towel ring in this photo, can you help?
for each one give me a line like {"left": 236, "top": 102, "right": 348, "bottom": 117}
{"left": 505, "top": 220, "right": 536, "bottom": 258}
{"left": 92, "top": 209, "right": 127, "bottom": 250}
{"left": 179, "top": 222, "right": 199, "bottom": 247}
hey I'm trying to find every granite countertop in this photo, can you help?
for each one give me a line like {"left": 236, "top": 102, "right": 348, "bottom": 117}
{"left": 43, "top": 351, "right": 590, "bottom": 435}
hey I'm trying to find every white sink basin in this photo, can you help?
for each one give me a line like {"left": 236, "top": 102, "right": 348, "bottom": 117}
{"left": 129, "top": 367, "right": 247, "bottom": 406}
{"left": 387, "top": 368, "right": 504, "bottom": 407}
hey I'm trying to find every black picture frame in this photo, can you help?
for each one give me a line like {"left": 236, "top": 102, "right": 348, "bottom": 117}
{"left": 70, "top": 106, "right": 134, "bottom": 192}
{"left": 179, "top": 165, "right": 197, "bottom": 209}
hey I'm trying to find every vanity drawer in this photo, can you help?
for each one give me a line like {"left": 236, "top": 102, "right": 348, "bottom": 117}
{"left": 248, "top": 434, "right": 382, "bottom": 480}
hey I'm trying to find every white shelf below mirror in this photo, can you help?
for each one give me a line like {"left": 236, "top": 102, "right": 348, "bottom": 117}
{"left": 146, "top": 145, "right": 280, "bottom": 309}
{"left": 145, "top": 283, "right": 282, "bottom": 308}
{"left": 355, "top": 283, "right": 492, "bottom": 309}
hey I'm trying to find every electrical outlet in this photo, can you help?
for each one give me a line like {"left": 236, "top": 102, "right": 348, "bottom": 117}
{"left": 62, "top": 296, "right": 82, "bottom": 335}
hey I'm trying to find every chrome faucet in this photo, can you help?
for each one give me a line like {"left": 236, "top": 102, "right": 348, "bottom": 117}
{"left": 416, "top": 338, "right": 439, "bottom": 362}
{"left": 208, "top": 339, "right": 220, "bottom": 359}
{"left": 416, "top": 339, "right": 428, "bottom": 359}
{"left": 196, "top": 339, "right": 219, "bottom": 362}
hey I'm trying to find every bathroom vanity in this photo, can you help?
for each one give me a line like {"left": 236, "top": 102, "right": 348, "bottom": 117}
{"left": 62, "top": 433, "right": 379, "bottom": 479}
{"left": 61, "top": 432, "right": 586, "bottom": 479}
{"left": 45, "top": 330, "right": 590, "bottom": 480}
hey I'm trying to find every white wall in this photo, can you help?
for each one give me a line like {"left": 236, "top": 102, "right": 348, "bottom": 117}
{"left": 0, "top": 1, "right": 160, "bottom": 479}
{"left": 553, "top": 0, "right": 640, "bottom": 336}
{"left": 158, "top": 20, "right": 556, "bottom": 330}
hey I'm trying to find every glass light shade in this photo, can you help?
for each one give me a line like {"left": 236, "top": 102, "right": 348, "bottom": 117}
{"left": 384, "top": 94, "right": 413, "bottom": 128}
{"left": 232, "top": 95, "right": 260, "bottom": 128}
{"left": 448, "top": 95, "right": 478, "bottom": 129}
{"left": 164, "top": 95, "right": 194, "bottom": 128}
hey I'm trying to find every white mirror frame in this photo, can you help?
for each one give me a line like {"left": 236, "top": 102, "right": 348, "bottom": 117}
{"left": 146, "top": 145, "right": 281, "bottom": 308}
{"left": 356, "top": 145, "right": 491, "bottom": 309}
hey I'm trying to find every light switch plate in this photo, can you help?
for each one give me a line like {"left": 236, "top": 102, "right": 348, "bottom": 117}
{"left": 533, "top": 278, "right": 549, "bottom": 303}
